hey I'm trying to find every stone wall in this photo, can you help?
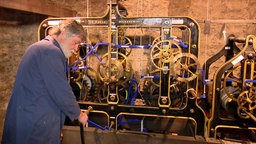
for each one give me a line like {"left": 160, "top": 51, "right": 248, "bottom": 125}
{"left": 119, "top": 0, "right": 256, "bottom": 77}
{"left": 0, "top": 8, "right": 47, "bottom": 141}
{"left": 0, "top": 0, "right": 256, "bottom": 141}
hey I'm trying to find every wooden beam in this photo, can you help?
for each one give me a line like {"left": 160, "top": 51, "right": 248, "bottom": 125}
{"left": 0, "top": 0, "right": 77, "bottom": 17}
{"left": 0, "top": 7, "right": 48, "bottom": 25}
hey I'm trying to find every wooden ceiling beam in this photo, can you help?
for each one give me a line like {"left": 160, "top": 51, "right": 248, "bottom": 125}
{"left": 0, "top": 0, "right": 77, "bottom": 17}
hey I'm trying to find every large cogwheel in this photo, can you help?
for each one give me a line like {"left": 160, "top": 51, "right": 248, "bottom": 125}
{"left": 223, "top": 65, "right": 242, "bottom": 102}
{"left": 98, "top": 52, "right": 132, "bottom": 84}
{"left": 172, "top": 53, "right": 200, "bottom": 82}
{"left": 117, "top": 36, "right": 132, "bottom": 56}
{"left": 237, "top": 90, "right": 256, "bottom": 120}
{"left": 150, "top": 40, "right": 182, "bottom": 72}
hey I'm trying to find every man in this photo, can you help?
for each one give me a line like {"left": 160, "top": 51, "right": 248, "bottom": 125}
{"left": 2, "top": 19, "right": 88, "bottom": 144}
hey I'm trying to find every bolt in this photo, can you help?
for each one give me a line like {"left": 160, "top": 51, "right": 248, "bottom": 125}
{"left": 189, "top": 22, "right": 195, "bottom": 27}
{"left": 110, "top": 106, "right": 115, "bottom": 111}
{"left": 42, "top": 23, "right": 48, "bottom": 28}
{"left": 248, "top": 53, "right": 254, "bottom": 59}
{"left": 192, "top": 44, "right": 197, "bottom": 49}
{"left": 162, "top": 109, "right": 167, "bottom": 114}
{"left": 161, "top": 98, "right": 167, "bottom": 104}
{"left": 110, "top": 95, "right": 116, "bottom": 101}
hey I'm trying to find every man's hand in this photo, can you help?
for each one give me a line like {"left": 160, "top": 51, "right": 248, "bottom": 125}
{"left": 78, "top": 111, "right": 88, "bottom": 127}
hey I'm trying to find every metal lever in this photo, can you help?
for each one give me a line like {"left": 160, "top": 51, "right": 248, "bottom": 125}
{"left": 80, "top": 106, "right": 93, "bottom": 144}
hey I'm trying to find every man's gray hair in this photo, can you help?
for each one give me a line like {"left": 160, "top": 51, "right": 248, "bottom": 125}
{"left": 49, "top": 19, "right": 85, "bottom": 40}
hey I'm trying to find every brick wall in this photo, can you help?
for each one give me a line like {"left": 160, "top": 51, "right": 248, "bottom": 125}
{"left": 1, "top": 0, "right": 256, "bottom": 141}
{"left": 0, "top": 8, "right": 46, "bottom": 141}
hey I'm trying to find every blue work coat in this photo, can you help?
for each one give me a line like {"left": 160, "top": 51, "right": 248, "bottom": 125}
{"left": 2, "top": 36, "right": 81, "bottom": 144}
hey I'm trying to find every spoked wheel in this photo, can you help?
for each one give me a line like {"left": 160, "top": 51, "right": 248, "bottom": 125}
{"left": 98, "top": 52, "right": 132, "bottom": 85}
{"left": 149, "top": 68, "right": 160, "bottom": 87}
{"left": 95, "top": 83, "right": 128, "bottom": 104}
{"left": 223, "top": 65, "right": 242, "bottom": 102}
{"left": 151, "top": 40, "right": 182, "bottom": 72}
{"left": 152, "top": 36, "right": 161, "bottom": 46}
{"left": 237, "top": 90, "right": 256, "bottom": 119}
{"left": 172, "top": 53, "right": 200, "bottom": 82}
{"left": 117, "top": 36, "right": 132, "bottom": 56}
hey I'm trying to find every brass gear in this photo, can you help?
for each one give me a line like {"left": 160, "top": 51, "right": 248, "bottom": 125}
{"left": 149, "top": 68, "right": 160, "bottom": 87}
{"left": 237, "top": 90, "right": 256, "bottom": 118}
{"left": 152, "top": 36, "right": 161, "bottom": 46}
{"left": 151, "top": 40, "right": 182, "bottom": 71}
{"left": 223, "top": 65, "right": 242, "bottom": 102}
{"left": 117, "top": 36, "right": 132, "bottom": 56}
{"left": 98, "top": 52, "right": 132, "bottom": 84}
{"left": 172, "top": 53, "right": 200, "bottom": 82}
{"left": 100, "top": 60, "right": 124, "bottom": 82}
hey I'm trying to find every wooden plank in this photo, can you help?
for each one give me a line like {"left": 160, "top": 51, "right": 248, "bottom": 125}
{"left": 0, "top": 7, "right": 47, "bottom": 25}
{"left": 0, "top": 0, "right": 77, "bottom": 17}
